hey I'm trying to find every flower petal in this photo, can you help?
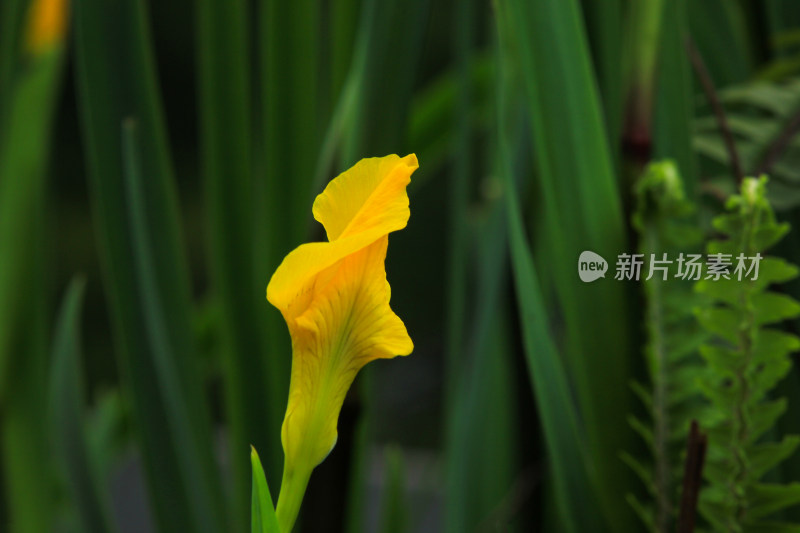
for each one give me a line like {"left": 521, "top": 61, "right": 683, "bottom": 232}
{"left": 267, "top": 227, "right": 386, "bottom": 319}
{"left": 312, "top": 154, "right": 417, "bottom": 241}
{"left": 281, "top": 236, "right": 412, "bottom": 468}
{"left": 267, "top": 154, "right": 417, "bottom": 319}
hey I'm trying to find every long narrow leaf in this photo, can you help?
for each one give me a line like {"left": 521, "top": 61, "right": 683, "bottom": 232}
{"left": 688, "top": 0, "right": 753, "bottom": 85}
{"left": 0, "top": 0, "right": 24, "bottom": 126}
{"left": 120, "top": 121, "right": 226, "bottom": 533}
{"left": 197, "top": 0, "right": 272, "bottom": 524}
{"left": 654, "top": 0, "right": 699, "bottom": 195}
{"left": 580, "top": 0, "right": 623, "bottom": 166}
{"left": 49, "top": 278, "right": 118, "bottom": 533}
{"left": 496, "top": 0, "right": 634, "bottom": 526}
{"left": 502, "top": 152, "right": 597, "bottom": 532}
{"left": 73, "top": 1, "right": 226, "bottom": 527}
{"left": 332, "top": 0, "right": 431, "bottom": 528}
{"left": 257, "top": 0, "right": 323, "bottom": 491}
{"left": 251, "top": 447, "right": 280, "bottom": 533}
{"left": 0, "top": 13, "right": 68, "bottom": 531}
{"left": 444, "top": 200, "right": 518, "bottom": 532}
{"left": 379, "top": 447, "right": 408, "bottom": 533}
{"left": 494, "top": 15, "right": 598, "bottom": 527}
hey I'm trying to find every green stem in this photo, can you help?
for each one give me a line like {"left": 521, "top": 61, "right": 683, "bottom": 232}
{"left": 728, "top": 198, "right": 761, "bottom": 529}
{"left": 644, "top": 225, "right": 672, "bottom": 533}
{"left": 275, "top": 462, "right": 313, "bottom": 533}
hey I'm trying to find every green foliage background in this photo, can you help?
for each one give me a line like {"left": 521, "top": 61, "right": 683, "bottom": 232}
{"left": 4, "top": 0, "right": 800, "bottom": 532}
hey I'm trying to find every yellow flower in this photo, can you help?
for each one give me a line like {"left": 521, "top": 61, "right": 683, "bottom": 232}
{"left": 25, "top": 0, "right": 69, "bottom": 56}
{"left": 267, "top": 154, "right": 417, "bottom": 531}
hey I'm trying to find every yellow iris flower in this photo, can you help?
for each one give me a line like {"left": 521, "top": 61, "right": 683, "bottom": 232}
{"left": 267, "top": 154, "right": 417, "bottom": 531}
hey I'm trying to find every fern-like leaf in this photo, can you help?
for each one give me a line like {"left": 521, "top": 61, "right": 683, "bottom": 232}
{"left": 628, "top": 161, "right": 707, "bottom": 532}
{"left": 696, "top": 176, "right": 800, "bottom": 531}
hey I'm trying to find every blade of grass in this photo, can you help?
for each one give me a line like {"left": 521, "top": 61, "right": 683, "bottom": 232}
{"left": 0, "top": 19, "right": 68, "bottom": 532}
{"left": 378, "top": 446, "right": 408, "bottom": 533}
{"left": 445, "top": 198, "right": 518, "bottom": 532}
{"left": 496, "top": 0, "right": 634, "bottom": 527}
{"left": 333, "top": 0, "right": 430, "bottom": 529}
{"left": 120, "top": 121, "right": 226, "bottom": 533}
{"left": 343, "top": 414, "right": 370, "bottom": 533}
{"left": 766, "top": 1, "right": 800, "bottom": 42}
{"left": 197, "top": 0, "right": 273, "bottom": 525}
{"left": 307, "top": 3, "right": 371, "bottom": 207}
{"left": 0, "top": 0, "right": 24, "bottom": 127}
{"left": 494, "top": 11, "right": 600, "bottom": 527}
{"left": 580, "top": 0, "right": 623, "bottom": 167}
{"left": 688, "top": 0, "right": 753, "bottom": 85}
{"left": 257, "top": 0, "right": 323, "bottom": 492}
{"left": 260, "top": 0, "right": 320, "bottom": 250}
{"left": 495, "top": 74, "right": 598, "bottom": 533}
{"left": 653, "top": 0, "right": 699, "bottom": 195}
{"left": 330, "top": 0, "right": 360, "bottom": 102}
{"left": 341, "top": 0, "right": 429, "bottom": 161}
{"left": 442, "top": 8, "right": 495, "bottom": 523}
{"left": 73, "top": 1, "right": 226, "bottom": 529}
{"left": 49, "top": 278, "right": 118, "bottom": 533}
{"left": 406, "top": 53, "right": 493, "bottom": 184}
{"left": 444, "top": 0, "right": 475, "bottom": 422}
{"left": 251, "top": 447, "right": 280, "bottom": 533}
{"left": 0, "top": 238, "right": 51, "bottom": 533}
{"left": 0, "top": 34, "right": 65, "bottom": 400}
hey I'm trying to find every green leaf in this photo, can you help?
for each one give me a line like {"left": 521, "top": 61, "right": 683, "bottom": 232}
{"left": 344, "top": 416, "right": 370, "bottom": 533}
{"left": 0, "top": 0, "right": 25, "bottom": 125}
{"left": 626, "top": 494, "right": 655, "bottom": 531}
{"left": 495, "top": 0, "right": 633, "bottom": 527}
{"left": 444, "top": 197, "right": 519, "bottom": 532}
{"left": 0, "top": 21, "right": 67, "bottom": 533}
{"left": 696, "top": 178, "right": 800, "bottom": 529}
{"left": 494, "top": 11, "right": 599, "bottom": 527}
{"left": 406, "top": 53, "right": 493, "bottom": 186}
{"left": 628, "top": 415, "right": 655, "bottom": 450}
{"left": 49, "top": 278, "right": 118, "bottom": 533}
{"left": 695, "top": 306, "right": 741, "bottom": 345}
{"left": 619, "top": 452, "right": 655, "bottom": 495}
{"left": 579, "top": 0, "right": 622, "bottom": 164}
{"left": 752, "top": 292, "right": 800, "bottom": 325}
{"left": 74, "top": 0, "right": 227, "bottom": 529}
{"left": 689, "top": 0, "right": 754, "bottom": 86}
{"left": 379, "top": 447, "right": 408, "bottom": 533}
{"left": 742, "top": 521, "right": 800, "bottom": 533}
{"left": 747, "top": 483, "right": 800, "bottom": 520}
{"left": 653, "top": 0, "right": 699, "bottom": 194}
{"left": 257, "top": 0, "right": 328, "bottom": 495}
{"left": 502, "top": 179, "right": 594, "bottom": 532}
{"left": 121, "top": 121, "right": 227, "bottom": 533}
{"left": 197, "top": 0, "right": 275, "bottom": 522}
{"left": 628, "top": 160, "right": 707, "bottom": 533}
{"left": 0, "top": 37, "right": 64, "bottom": 399}
{"left": 250, "top": 447, "right": 280, "bottom": 533}
{"left": 753, "top": 329, "right": 800, "bottom": 363}
{"left": 759, "top": 257, "right": 800, "bottom": 286}
{"left": 750, "top": 399, "right": 789, "bottom": 443}
{"left": 749, "top": 437, "right": 800, "bottom": 479}
{"left": 720, "top": 81, "right": 800, "bottom": 113}
{"left": 692, "top": 76, "right": 800, "bottom": 210}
